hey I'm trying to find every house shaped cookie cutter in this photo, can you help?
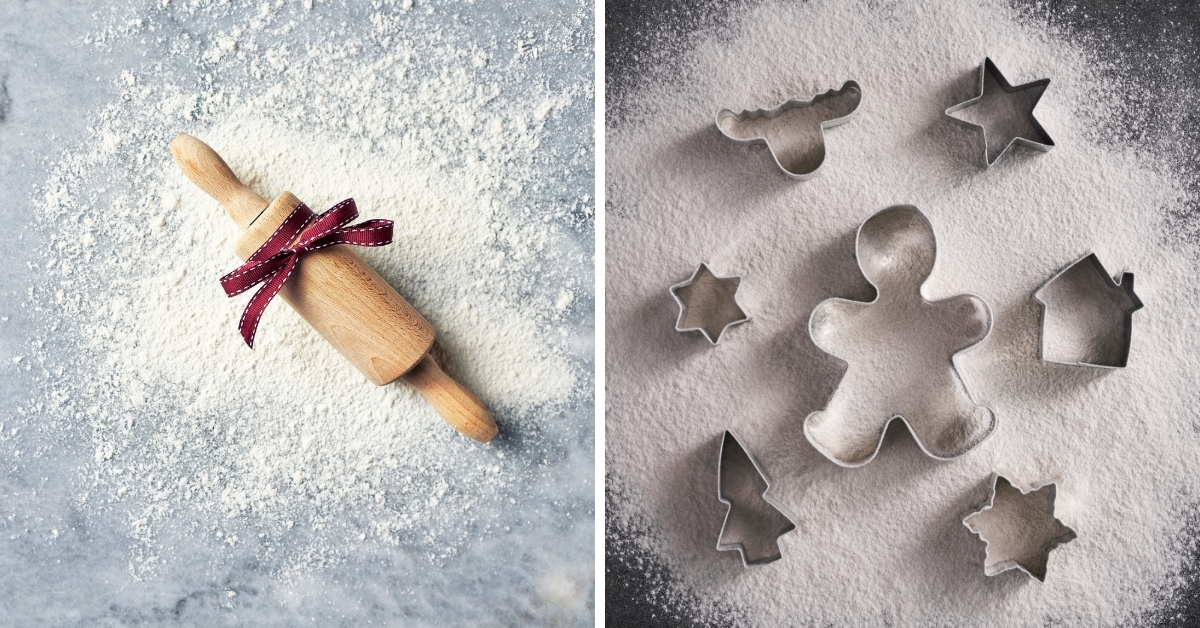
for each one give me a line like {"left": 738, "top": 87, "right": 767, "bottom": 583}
{"left": 1033, "top": 253, "right": 1142, "bottom": 368}
{"left": 717, "top": 430, "right": 796, "bottom": 567}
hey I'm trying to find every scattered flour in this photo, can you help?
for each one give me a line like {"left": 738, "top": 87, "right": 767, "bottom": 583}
{"left": 21, "top": 0, "right": 592, "bottom": 582}
{"left": 607, "top": 0, "right": 1200, "bottom": 625}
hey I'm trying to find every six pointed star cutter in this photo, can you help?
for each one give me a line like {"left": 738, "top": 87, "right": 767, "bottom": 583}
{"left": 670, "top": 262, "right": 749, "bottom": 344}
{"left": 963, "top": 474, "right": 1077, "bottom": 582}
{"left": 945, "top": 57, "right": 1054, "bottom": 167}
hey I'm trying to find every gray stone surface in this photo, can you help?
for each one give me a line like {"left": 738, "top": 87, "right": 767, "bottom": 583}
{"left": 0, "top": 1, "right": 594, "bottom": 624}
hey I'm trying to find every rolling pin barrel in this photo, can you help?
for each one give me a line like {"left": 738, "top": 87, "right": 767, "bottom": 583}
{"left": 169, "top": 133, "right": 497, "bottom": 443}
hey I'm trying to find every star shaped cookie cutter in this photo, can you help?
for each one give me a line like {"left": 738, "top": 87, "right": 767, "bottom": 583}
{"left": 945, "top": 58, "right": 1054, "bottom": 167}
{"left": 804, "top": 205, "right": 995, "bottom": 467}
{"left": 963, "top": 474, "right": 1077, "bottom": 582}
{"left": 669, "top": 263, "right": 749, "bottom": 344}
{"left": 716, "top": 80, "right": 862, "bottom": 180}
{"left": 717, "top": 430, "right": 796, "bottom": 567}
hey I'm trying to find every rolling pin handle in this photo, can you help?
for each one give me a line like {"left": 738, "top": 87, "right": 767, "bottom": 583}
{"left": 402, "top": 354, "right": 498, "bottom": 443}
{"left": 169, "top": 133, "right": 268, "bottom": 229}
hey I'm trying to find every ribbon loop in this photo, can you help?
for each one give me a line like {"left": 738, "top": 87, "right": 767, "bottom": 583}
{"left": 219, "top": 198, "right": 394, "bottom": 347}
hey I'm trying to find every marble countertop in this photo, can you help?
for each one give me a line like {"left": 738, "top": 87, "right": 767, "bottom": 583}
{"left": 0, "top": 1, "right": 594, "bottom": 625}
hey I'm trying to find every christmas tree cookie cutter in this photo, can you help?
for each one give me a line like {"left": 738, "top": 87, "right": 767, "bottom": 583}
{"left": 944, "top": 58, "right": 1054, "bottom": 167}
{"left": 716, "top": 80, "right": 863, "bottom": 180}
{"left": 804, "top": 205, "right": 995, "bottom": 467}
{"left": 717, "top": 430, "right": 796, "bottom": 567}
{"left": 963, "top": 474, "right": 1077, "bottom": 582}
{"left": 1033, "top": 253, "right": 1142, "bottom": 368}
{"left": 670, "top": 263, "right": 749, "bottom": 345}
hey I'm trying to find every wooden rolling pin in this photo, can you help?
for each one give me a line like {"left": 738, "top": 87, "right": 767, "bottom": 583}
{"left": 169, "top": 133, "right": 497, "bottom": 443}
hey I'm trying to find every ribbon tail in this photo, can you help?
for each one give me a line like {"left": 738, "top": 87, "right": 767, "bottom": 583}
{"left": 220, "top": 252, "right": 292, "bottom": 297}
{"left": 237, "top": 257, "right": 298, "bottom": 348}
{"left": 338, "top": 219, "right": 393, "bottom": 246}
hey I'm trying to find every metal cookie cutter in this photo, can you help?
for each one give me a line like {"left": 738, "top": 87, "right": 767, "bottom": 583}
{"left": 963, "top": 474, "right": 1077, "bottom": 582}
{"left": 670, "top": 263, "right": 749, "bottom": 345}
{"left": 717, "top": 430, "right": 796, "bottom": 567}
{"left": 944, "top": 58, "right": 1054, "bottom": 167}
{"left": 804, "top": 205, "right": 995, "bottom": 467}
{"left": 1033, "top": 253, "right": 1142, "bottom": 368}
{"left": 716, "top": 80, "right": 862, "bottom": 180}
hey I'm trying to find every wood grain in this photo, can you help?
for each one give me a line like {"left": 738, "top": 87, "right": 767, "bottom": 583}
{"left": 170, "top": 133, "right": 497, "bottom": 442}
{"left": 168, "top": 134, "right": 268, "bottom": 229}
{"left": 234, "top": 192, "right": 436, "bottom": 384}
{"left": 402, "top": 354, "right": 499, "bottom": 443}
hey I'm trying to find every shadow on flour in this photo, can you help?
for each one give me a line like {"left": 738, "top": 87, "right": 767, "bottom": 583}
{"left": 756, "top": 229, "right": 876, "bottom": 477}
{"left": 669, "top": 125, "right": 799, "bottom": 208}
{"left": 626, "top": 286, "right": 710, "bottom": 371}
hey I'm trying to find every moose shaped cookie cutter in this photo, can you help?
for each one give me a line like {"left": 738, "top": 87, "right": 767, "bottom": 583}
{"left": 804, "top": 205, "right": 995, "bottom": 467}
{"left": 716, "top": 81, "right": 863, "bottom": 180}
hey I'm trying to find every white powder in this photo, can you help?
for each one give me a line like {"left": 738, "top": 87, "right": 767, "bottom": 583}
{"left": 607, "top": 0, "right": 1200, "bottom": 625}
{"left": 22, "top": 0, "right": 592, "bottom": 587}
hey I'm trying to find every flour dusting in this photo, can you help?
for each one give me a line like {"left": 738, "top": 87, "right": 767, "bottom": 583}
{"left": 14, "top": 0, "right": 593, "bottom": 595}
{"left": 607, "top": 0, "right": 1200, "bottom": 625}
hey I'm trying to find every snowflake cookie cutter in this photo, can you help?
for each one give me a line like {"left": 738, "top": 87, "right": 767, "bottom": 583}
{"left": 963, "top": 474, "right": 1077, "bottom": 582}
{"left": 944, "top": 58, "right": 1054, "bottom": 167}
{"left": 804, "top": 205, "right": 995, "bottom": 467}
{"left": 670, "top": 263, "right": 749, "bottom": 345}
{"left": 717, "top": 430, "right": 796, "bottom": 567}
{"left": 716, "top": 80, "right": 863, "bottom": 180}
{"left": 1033, "top": 253, "right": 1142, "bottom": 369}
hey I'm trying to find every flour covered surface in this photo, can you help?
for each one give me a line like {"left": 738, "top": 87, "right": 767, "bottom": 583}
{"left": 607, "top": 0, "right": 1200, "bottom": 625}
{"left": 1, "top": 0, "right": 593, "bottom": 624}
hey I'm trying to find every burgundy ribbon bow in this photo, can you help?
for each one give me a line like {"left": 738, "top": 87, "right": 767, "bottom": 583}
{"left": 220, "top": 198, "right": 393, "bottom": 348}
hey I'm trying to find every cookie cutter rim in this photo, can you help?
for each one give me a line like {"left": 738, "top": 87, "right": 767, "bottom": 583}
{"left": 716, "top": 80, "right": 863, "bottom": 180}
{"left": 1032, "top": 252, "right": 1143, "bottom": 369}
{"left": 717, "top": 429, "right": 797, "bottom": 567}
{"left": 669, "top": 262, "right": 750, "bottom": 345}
{"left": 803, "top": 204, "right": 996, "bottom": 468}
{"left": 944, "top": 57, "right": 1054, "bottom": 167}
{"left": 962, "top": 473, "right": 1077, "bottom": 583}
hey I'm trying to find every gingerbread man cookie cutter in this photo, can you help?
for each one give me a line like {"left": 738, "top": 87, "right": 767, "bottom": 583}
{"left": 804, "top": 205, "right": 995, "bottom": 467}
{"left": 716, "top": 80, "right": 862, "bottom": 180}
